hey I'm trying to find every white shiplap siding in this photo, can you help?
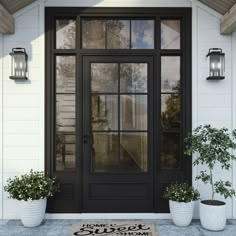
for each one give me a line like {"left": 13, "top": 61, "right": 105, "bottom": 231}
{"left": 0, "top": 33, "right": 3, "bottom": 219}
{"left": 1, "top": 3, "right": 41, "bottom": 219}
{"left": 195, "top": 6, "right": 233, "bottom": 218}
{"left": 0, "top": 0, "right": 235, "bottom": 219}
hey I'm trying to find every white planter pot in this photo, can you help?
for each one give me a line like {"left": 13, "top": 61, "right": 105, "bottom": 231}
{"left": 200, "top": 200, "right": 226, "bottom": 231}
{"left": 19, "top": 198, "right": 47, "bottom": 227}
{"left": 169, "top": 200, "right": 194, "bottom": 227}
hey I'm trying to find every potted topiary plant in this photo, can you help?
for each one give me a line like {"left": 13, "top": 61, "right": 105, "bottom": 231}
{"left": 185, "top": 125, "right": 236, "bottom": 231}
{"left": 4, "top": 170, "right": 59, "bottom": 227}
{"left": 164, "top": 182, "right": 200, "bottom": 227}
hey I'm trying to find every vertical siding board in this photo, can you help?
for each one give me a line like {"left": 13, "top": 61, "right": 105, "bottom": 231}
{"left": 0, "top": 33, "right": 3, "bottom": 219}
{"left": 232, "top": 31, "right": 236, "bottom": 219}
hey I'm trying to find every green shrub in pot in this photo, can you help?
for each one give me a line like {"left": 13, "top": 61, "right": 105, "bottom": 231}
{"left": 164, "top": 182, "right": 200, "bottom": 227}
{"left": 4, "top": 170, "right": 59, "bottom": 227}
{"left": 184, "top": 125, "right": 236, "bottom": 231}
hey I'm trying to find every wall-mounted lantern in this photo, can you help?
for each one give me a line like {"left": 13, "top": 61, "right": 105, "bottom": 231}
{"left": 9, "top": 48, "right": 28, "bottom": 80}
{"left": 206, "top": 48, "right": 225, "bottom": 80}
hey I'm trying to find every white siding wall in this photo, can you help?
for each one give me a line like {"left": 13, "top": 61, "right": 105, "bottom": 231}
{"left": 0, "top": 0, "right": 235, "bottom": 219}
{"left": 232, "top": 31, "right": 236, "bottom": 219}
{"left": 193, "top": 6, "right": 233, "bottom": 218}
{"left": 1, "top": 3, "right": 42, "bottom": 219}
{"left": 0, "top": 33, "right": 3, "bottom": 219}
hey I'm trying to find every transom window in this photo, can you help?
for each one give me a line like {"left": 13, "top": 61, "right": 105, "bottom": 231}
{"left": 55, "top": 18, "right": 181, "bottom": 50}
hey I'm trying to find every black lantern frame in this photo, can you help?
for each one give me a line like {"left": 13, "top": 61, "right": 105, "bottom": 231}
{"left": 206, "top": 48, "right": 225, "bottom": 80}
{"left": 9, "top": 48, "right": 28, "bottom": 80}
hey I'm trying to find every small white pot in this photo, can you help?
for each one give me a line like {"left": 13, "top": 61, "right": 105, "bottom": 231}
{"left": 200, "top": 200, "right": 226, "bottom": 231}
{"left": 169, "top": 200, "right": 194, "bottom": 227}
{"left": 19, "top": 198, "right": 47, "bottom": 227}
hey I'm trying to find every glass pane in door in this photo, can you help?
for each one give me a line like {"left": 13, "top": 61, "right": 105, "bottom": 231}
{"left": 91, "top": 95, "right": 118, "bottom": 130}
{"left": 120, "top": 132, "right": 148, "bottom": 172}
{"left": 120, "top": 95, "right": 147, "bottom": 130}
{"left": 92, "top": 132, "right": 119, "bottom": 172}
{"left": 91, "top": 63, "right": 118, "bottom": 93}
{"left": 120, "top": 63, "right": 147, "bottom": 93}
{"left": 91, "top": 62, "right": 148, "bottom": 173}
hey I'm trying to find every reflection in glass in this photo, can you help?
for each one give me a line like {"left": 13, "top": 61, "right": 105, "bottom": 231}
{"left": 82, "top": 20, "right": 106, "bottom": 48}
{"left": 56, "top": 94, "right": 76, "bottom": 170}
{"left": 131, "top": 20, "right": 154, "bottom": 49}
{"left": 107, "top": 20, "right": 130, "bottom": 49}
{"left": 161, "top": 133, "right": 180, "bottom": 169}
{"left": 56, "top": 95, "right": 76, "bottom": 132}
{"left": 92, "top": 132, "right": 119, "bottom": 172}
{"left": 92, "top": 95, "right": 118, "bottom": 131}
{"left": 120, "top": 95, "right": 147, "bottom": 130}
{"left": 56, "top": 56, "right": 76, "bottom": 93}
{"left": 92, "top": 132, "right": 147, "bottom": 172}
{"left": 56, "top": 19, "right": 76, "bottom": 49}
{"left": 161, "top": 20, "right": 180, "bottom": 49}
{"left": 161, "top": 94, "right": 180, "bottom": 129}
{"left": 161, "top": 56, "right": 180, "bottom": 93}
{"left": 120, "top": 63, "right": 147, "bottom": 93}
{"left": 120, "top": 132, "right": 148, "bottom": 172}
{"left": 91, "top": 63, "right": 118, "bottom": 93}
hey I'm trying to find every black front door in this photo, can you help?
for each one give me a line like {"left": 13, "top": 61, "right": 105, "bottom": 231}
{"left": 46, "top": 7, "right": 192, "bottom": 214}
{"left": 82, "top": 55, "right": 154, "bottom": 212}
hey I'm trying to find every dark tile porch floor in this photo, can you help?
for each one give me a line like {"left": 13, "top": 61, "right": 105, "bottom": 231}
{"left": 0, "top": 219, "right": 235, "bottom": 236}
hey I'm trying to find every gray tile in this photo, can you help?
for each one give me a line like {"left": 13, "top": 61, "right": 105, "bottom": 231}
{"left": 1, "top": 220, "right": 236, "bottom": 236}
{"left": 191, "top": 219, "right": 202, "bottom": 225}
{"left": 43, "top": 219, "right": 79, "bottom": 226}
{"left": 155, "top": 219, "right": 173, "bottom": 225}
{"left": 199, "top": 225, "right": 236, "bottom": 236}
{"left": 0, "top": 220, "right": 8, "bottom": 226}
{"left": 228, "top": 219, "right": 236, "bottom": 225}
{"left": 6, "top": 220, "right": 23, "bottom": 226}
{"left": 16, "top": 226, "right": 64, "bottom": 236}
{"left": 157, "top": 225, "right": 203, "bottom": 236}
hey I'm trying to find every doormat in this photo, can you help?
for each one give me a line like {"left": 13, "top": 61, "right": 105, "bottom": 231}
{"left": 69, "top": 221, "right": 158, "bottom": 236}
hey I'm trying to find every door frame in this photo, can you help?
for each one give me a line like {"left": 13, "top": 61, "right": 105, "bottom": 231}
{"left": 45, "top": 7, "right": 192, "bottom": 213}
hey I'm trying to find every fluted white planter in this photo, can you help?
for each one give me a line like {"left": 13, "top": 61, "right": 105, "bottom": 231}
{"left": 169, "top": 200, "right": 194, "bottom": 227}
{"left": 200, "top": 200, "right": 226, "bottom": 231}
{"left": 19, "top": 198, "right": 47, "bottom": 227}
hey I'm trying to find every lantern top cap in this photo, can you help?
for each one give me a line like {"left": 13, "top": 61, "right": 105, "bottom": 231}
{"left": 207, "top": 48, "right": 225, "bottom": 57}
{"left": 9, "top": 48, "right": 27, "bottom": 56}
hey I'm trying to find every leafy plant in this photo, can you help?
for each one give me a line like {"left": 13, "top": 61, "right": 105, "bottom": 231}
{"left": 4, "top": 170, "right": 59, "bottom": 201}
{"left": 185, "top": 125, "right": 236, "bottom": 200}
{"left": 164, "top": 182, "right": 200, "bottom": 203}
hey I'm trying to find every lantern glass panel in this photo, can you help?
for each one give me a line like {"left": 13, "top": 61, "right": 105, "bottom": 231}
{"left": 220, "top": 54, "right": 225, "bottom": 77}
{"left": 209, "top": 53, "right": 224, "bottom": 78}
{"left": 12, "top": 53, "right": 26, "bottom": 77}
